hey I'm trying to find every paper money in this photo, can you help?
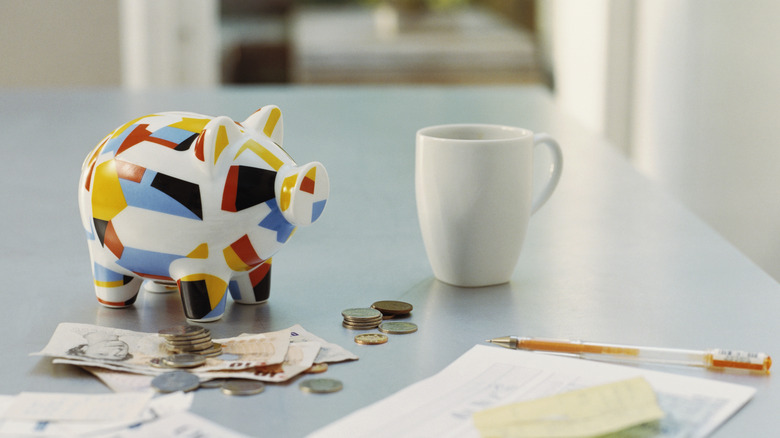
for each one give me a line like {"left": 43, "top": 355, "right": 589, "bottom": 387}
{"left": 35, "top": 323, "right": 289, "bottom": 375}
{"left": 202, "top": 341, "right": 322, "bottom": 384}
{"left": 34, "top": 322, "right": 358, "bottom": 387}
{"left": 288, "top": 324, "right": 359, "bottom": 363}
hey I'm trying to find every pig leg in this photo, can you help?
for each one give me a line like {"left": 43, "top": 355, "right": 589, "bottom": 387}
{"left": 176, "top": 273, "right": 230, "bottom": 322}
{"left": 91, "top": 262, "right": 143, "bottom": 308}
{"left": 229, "top": 259, "right": 272, "bottom": 304}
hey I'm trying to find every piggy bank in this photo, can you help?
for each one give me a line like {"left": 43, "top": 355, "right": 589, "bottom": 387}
{"left": 78, "top": 106, "right": 329, "bottom": 322}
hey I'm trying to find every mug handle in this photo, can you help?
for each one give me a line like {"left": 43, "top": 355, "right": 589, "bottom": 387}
{"left": 530, "top": 133, "right": 563, "bottom": 214}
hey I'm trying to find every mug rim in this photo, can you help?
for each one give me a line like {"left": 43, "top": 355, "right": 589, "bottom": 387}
{"left": 417, "top": 124, "right": 533, "bottom": 142}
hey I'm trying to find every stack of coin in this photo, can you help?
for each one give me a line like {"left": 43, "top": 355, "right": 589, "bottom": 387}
{"left": 158, "top": 325, "right": 222, "bottom": 357}
{"left": 371, "top": 300, "right": 413, "bottom": 319}
{"left": 341, "top": 308, "right": 383, "bottom": 330}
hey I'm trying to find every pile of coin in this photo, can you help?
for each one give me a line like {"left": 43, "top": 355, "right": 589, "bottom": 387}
{"left": 341, "top": 308, "right": 384, "bottom": 330}
{"left": 158, "top": 325, "right": 222, "bottom": 357}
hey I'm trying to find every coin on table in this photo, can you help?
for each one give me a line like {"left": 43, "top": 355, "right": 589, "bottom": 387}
{"left": 199, "top": 378, "right": 228, "bottom": 389}
{"left": 299, "top": 378, "right": 343, "bottom": 394}
{"left": 342, "top": 321, "right": 381, "bottom": 330}
{"left": 221, "top": 379, "right": 266, "bottom": 396}
{"left": 378, "top": 321, "right": 418, "bottom": 334}
{"left": 354, "top": 333, "right": 389, "bottom": 345}
{"left": 167, "top": 339, "right": 213, "bottom": 350}
{"left": 341, "top": 308, "right": 383, "bottom": 321}
{"left": 306, "top": 363, "right": 329, "bottom": 374}
{"left": 166, "top": 333, "right": 211, "bottom": 344}
{"left": 159, "top": 325, "right": 205, "bottom": 338}
{"left": 371, "top": 300, "right": 413, "bottom": 316}
{"left": 151, "top": 371, "right": 200, "bottom": 393}
{"left": 162, "top": 353, "right": 206, "bottom": 368}
{"left": 195, "top": 345, "right": 224, "bottom": 357}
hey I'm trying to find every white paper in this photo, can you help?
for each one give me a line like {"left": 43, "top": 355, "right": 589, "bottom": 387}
{"left": 90, "top": 411, "right": 250, "bottom": 438}
{"left": 2, "top": 392, "right": 153, "bottom": 422}
{"left": 0, "top": 391, "right": 192, "bottom": 437}
{"left": 309, "top": 345, "right": 756, "bottom": 438}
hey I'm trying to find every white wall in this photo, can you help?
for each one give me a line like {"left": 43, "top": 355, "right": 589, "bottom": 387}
{"left": 0, "top": 0, "right": 121, "bottom": 87}
{"left": 0, "top": 0, "right": 219, "bottom": 89}
{"left": 120, "top": 0, "right": 220, "bottom": 90}
{"left": 632, "top": 0, "right": 780, "bottom": 280}
{"left": 548, "top": 0, "right": 780, "bottom": 281}
{"left": 546, "top": 0, "right": 635, "bottom": 155}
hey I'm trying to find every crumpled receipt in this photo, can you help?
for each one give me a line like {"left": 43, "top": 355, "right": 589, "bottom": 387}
{"left": 472, "top": 377, "right": 664, "bottom": 438}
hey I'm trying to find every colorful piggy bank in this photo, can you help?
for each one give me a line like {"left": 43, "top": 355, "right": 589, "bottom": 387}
{"left": 78, "top": 106, "right": 329, "bottom": 322}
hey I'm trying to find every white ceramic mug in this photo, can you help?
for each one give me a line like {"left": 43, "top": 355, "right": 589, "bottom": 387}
{"left": 415, "top": 124, "right": 563, "bottom": 287}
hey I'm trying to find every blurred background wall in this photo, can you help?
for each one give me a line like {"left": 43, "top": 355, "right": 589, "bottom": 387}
{"left": 2, "top": 0, "right": 780, "bottom": 282}
{"left": 0, "top": 0, "right": 121, "bottom": 87}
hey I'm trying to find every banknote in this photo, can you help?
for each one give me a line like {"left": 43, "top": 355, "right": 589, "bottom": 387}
{"left": 203, "top": 341, "right": 323, "bottom": 384}
{"left": 34, "top": 323, "right": 290, "bottom": 376}
{"left": 78, "top": 341, "right": 323, "bottom": 389}
{"left": 35, "top": 323, "right": 358, "bottom": 387}
{"left": 287, "top": 324, "right": 359, "bottom": 363}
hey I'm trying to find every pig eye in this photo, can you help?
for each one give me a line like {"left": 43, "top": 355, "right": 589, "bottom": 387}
{"left": 222, "top": 165, "right": 276, "bottom": 212}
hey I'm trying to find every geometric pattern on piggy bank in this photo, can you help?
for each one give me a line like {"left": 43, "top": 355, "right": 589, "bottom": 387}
{"left": 78, "top": 105, "right": 329, "bottom": 322}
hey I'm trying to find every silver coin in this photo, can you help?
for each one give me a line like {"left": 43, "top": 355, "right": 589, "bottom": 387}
{"left": 378, "top": 322, "right": 418, "bottom": 334}
{"left": 342, "top": 318, "right": 381, "bottom": 325}
{"left": 165, "top": 332, "right": 212, "bottom": 343}
{"left": 299, "top": 378, "right": 343, "bottom": 394}
{"left": 165, "top": 332, "right": 212, "bottom": 344}
{"left": 167, "top": 339, "right": 213, "bottom": 350}
{"left": 342, "top": 321, "right": 381, "bottom": 330}
{"left": 341, "top": 308, "right": 382, "bottom": 321}
{"left": 159, "top": 325, "right": 205, "bottom": 337}
{"left": 221, "top": 379, "right": 266, "bottom": 396}
{"left": 151, "top": 371, "right": 200, "bottom": 393}
{"left": 199, "top": 347, "right": 224, "bottom": 358}
{"left": 192, "top": 345, "right": 223, "bottom": 356}
{"left": 162, "top": 353, "right": 206, "bottom": 368}
{"left": 199, "top": 378, "right": 228, "bottom": 389}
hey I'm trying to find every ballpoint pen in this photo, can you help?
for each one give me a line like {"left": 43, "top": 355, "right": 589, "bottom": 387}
{"left": 486, "top": 336, "right": 772, "bottom": 373}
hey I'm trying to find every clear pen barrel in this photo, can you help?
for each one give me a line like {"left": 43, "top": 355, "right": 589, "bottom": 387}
{"left": 579, "top": 343, "right": 708, "bottom": 367}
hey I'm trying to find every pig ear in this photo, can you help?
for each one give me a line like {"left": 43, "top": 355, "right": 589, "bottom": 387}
{"left": 194, "top": 116, "right": 243, "bottom": 168}
{"left": 242, "top": 105, "right": 284, "bottom": 147}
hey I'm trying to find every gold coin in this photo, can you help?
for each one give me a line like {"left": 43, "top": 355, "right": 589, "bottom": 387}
{"left": 299, "top": 378, "right": 343, "bottom": 393}
{"left": 378, "top": 322, "right": 418, "bottom": 334}
{"left": 306, "top": 363, "right": 329, "bottom": 374}
{"left": 221, "top": 379, "right": 265, "bottom": 396}
{"left": 354, "top": 333, "right": 388, "bottom": 345}
{"left": 371, "top": 300, "right": 413, "bottom": 316}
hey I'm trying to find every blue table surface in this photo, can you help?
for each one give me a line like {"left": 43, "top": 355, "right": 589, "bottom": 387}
{"left": 1, "top": 85, "right": 777, "bottom": 437}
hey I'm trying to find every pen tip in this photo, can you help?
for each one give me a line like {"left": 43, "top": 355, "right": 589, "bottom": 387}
{"left": 485, "top": 339, "right": 493, "bottom": 343}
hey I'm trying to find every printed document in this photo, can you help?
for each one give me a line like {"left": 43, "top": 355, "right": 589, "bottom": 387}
{"left": 309, "top": 345, "right": 755, "bottom": 438}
